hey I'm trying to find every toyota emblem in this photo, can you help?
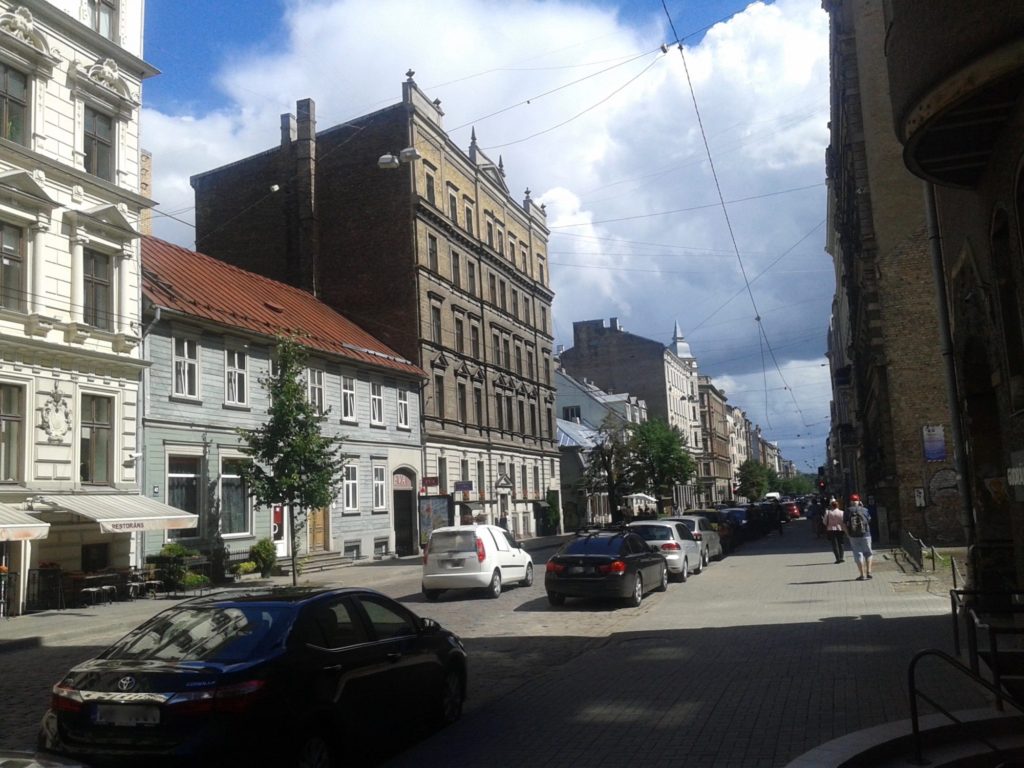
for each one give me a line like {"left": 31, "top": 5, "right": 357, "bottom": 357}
{"left": 116, "top": 676, "right": 136, "bottom": 692}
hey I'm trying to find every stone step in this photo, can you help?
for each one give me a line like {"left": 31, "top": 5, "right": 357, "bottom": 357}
{"left": 277, "top": 550, "right": 360, "bottom": 575}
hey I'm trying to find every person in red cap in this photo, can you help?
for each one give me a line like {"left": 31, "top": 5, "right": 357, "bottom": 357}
{"left": 844, "top": 494, "right": 873, "bottom": 579}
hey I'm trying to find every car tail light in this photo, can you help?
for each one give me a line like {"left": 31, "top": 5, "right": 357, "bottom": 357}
{"left": 50, "top": 685, "right": 84, "bottom": 714}
{"left": 546, "top": 561, "right": 566, "bottom": 573}
{"left": 692, "top": 532, "right": 703, "bottom": 541}
{"left": 660, "top": 542, "right": 681, "bottom": 551}
{"left": 475, "top": 536, "right": 486, "bottom": 563}
{"left": 597, "top": 560, "right": 627, "bottom": 575}
{"left": 169, "top": 680, "right": 268, "bottom": 715}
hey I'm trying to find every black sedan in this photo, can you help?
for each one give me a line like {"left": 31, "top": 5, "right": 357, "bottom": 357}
{"left": 38, "top": 587, "right": 467, "bottom": 768}
{"left": 545, "top": 527, "right": 668, "bottom": 607}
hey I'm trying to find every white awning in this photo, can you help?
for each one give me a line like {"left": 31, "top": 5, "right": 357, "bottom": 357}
{"left": 43, "top": 494, "right": 198, "bottom": 534}
{"left": 0, "top": 503, "right": 50, "bottom": 541}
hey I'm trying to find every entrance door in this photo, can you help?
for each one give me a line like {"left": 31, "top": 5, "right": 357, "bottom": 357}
{"left": 309, "top": 507, "right": 328, "bottom": 552}
{"left": 393, "top": 490, "right": 415, "bottom": 556}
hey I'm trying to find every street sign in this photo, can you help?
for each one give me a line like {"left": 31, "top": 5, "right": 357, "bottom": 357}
{"left": 422, "top": 476, "right": 439, "bottom": 487}
{"left": 453, "top": 480, "right": 473, "bottom": 492}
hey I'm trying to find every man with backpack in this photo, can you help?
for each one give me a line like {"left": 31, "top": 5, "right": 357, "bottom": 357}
{"left": 844, "top": 494, "right": 873, "bottom": 580}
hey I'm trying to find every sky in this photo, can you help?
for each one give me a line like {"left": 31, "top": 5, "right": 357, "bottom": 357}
{"left": 140, "top": 0, "right": 833, "bottom": 475}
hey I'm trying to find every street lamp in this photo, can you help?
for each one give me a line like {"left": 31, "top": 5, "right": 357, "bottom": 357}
{"left": 377, "top": 146, "right": 422, "bottom": 169}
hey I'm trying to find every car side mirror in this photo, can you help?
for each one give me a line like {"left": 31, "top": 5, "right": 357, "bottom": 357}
{"left": 420, "top": 617, "right": 440, "bottom": 634}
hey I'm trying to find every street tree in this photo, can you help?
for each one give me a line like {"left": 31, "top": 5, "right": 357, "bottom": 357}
{"left": 238, "top": 335, "right": 343, "bottom": 585}
{"left": 737, "top": 459, "right": 771, "bottom": 500}
{"left": 581, "top": 413, "right": 634, "bottom": 524}
{"left": 627, "top": 418, "right": 695, "bottom": 515}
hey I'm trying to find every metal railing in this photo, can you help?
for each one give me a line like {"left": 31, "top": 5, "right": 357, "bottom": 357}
{"left": 901, "top": 529, "right": 925, "bottom": 570}
{"left": 908, "top": 648, "right": 1024, "bottom": 765}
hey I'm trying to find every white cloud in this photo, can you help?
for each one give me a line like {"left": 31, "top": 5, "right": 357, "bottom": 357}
{"left": 141, "top": 0, "right": 831, "bottom": 471}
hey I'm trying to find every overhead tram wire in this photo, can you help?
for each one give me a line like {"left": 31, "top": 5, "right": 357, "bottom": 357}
{"left": 661, "top": 0, "right": 812, "bottom": 430}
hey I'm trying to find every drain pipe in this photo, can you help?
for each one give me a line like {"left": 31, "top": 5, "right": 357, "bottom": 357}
{"left": 924, "top": 182, "right": 976, "bottom": 551}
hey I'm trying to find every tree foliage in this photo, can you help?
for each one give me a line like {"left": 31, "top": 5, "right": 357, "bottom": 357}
{"left": 778, "top": 474, "right": 815, "bottom": 496}
{"left": 580, "top": 414, "right": 634, "bottom": 523}
{"left": 627, "top": 418, "right": 695, "bottom": 514}
{"left": 737, "top": 459, "right": 773, "bottom": 500}
{"left": 237, "top": 336, "right": 343, "bottom": 584}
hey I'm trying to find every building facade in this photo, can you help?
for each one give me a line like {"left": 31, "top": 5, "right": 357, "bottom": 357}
{"left": 559, "top": 318, "right": 704, "bottom": 508}
{"left": 824, "top": 0, "right": 960, "bottom": 546}
{"left": 189, "top": 76, "right": 559, "bottom": 543}
{"left": 141, "top": 237, "right": 425, "bottom": 564}
{"left": 0, "top": 0, "right": 165, "bottom": 615}
{"left": 698, "top": 376, "right": 731, "bottom": 504}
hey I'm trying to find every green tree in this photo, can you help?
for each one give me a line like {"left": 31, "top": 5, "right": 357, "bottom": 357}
{"left": 737, "top": 459, "right": 770, "bottom": 500}
{"left": 581, "top": 414, "right": 634, "bottom": 524}
{"left": 238, "top": 336, "right": 343, "bottom": 585}
{"left": 627, "top": 418, "right": 695, "bottom": 515}
{"left": 779, "top": 474, "right": 815, "bottom": 496}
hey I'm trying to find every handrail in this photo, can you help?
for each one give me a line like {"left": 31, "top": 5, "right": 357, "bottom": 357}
{"left": 908, "top": 648, "right": 1024, "bottom": 765}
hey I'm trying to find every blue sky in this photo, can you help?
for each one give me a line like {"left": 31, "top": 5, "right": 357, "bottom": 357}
{"left": 139, "top": 0, "right": 832, "bottom": 472}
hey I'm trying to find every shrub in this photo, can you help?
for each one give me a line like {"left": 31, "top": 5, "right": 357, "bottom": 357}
{"left": 249, "top": 538, "right": 277, "bottom": 576}
{"left": 159, "top": 542, "right": 198, "bottom": 559}
{"left": 182, "top": 571, "right": 211, "bottom": 590}
{"left": 231, "top": 561, "right": 258, "bottom": 576}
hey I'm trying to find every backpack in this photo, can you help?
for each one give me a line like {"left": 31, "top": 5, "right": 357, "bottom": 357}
{"left": 848, "top": 508, "right": 868, "bottom": 537}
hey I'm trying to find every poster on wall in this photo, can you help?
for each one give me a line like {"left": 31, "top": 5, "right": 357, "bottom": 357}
{"left": 418, "top": 496, "right": 453, "bottom": 547}
{"left": 922, "top": 425, "right": 947, "bottom": 462}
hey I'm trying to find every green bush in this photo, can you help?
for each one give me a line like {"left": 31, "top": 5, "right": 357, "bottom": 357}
{"left": 231, "top": 560, "right": 258, "bottom": 576}
{"left": 159, "top": 542, "right": 198, "bottom": 558}
{"left": 249, "top": 538, "right": 277, "bottom": 576}
{"left": 182, "top": 571, "right": 210, "bottom": 590}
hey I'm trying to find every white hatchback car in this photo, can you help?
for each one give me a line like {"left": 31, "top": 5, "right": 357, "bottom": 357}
{"left": 422, "top": 524, "right": 534, "bottom": 600}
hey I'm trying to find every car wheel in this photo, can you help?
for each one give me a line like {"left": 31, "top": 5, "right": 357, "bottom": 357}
{"left": 296, "top": 732, "right": 332, "bottom": 768}
{"left": 703, "top": 548, "right": 710, "bottom": 567}
{"left": 657, "top": 564, "right": 669, "bottom": 592}
{"left": 433, "top": 667, "right": 465, "bottom": 729}
{"left": 679, "top": 558, "right": 689, "bottom": 582}
{"left": 547, "top": 591, "right": 565, "bottom": 606}
{"left": 422, "top": 589, "right": 442, "bottom": 601}
{"left": 627, "top": 574, "right": 643, "bottom": 607}
{"left": 695, "top": 552, "right": 704, "bottom": 574}
{"left": 521, "top": 563, "right": 534, "bottom": 587}
{"left": 487, "top": 569, "right": 502, "bottom": 599}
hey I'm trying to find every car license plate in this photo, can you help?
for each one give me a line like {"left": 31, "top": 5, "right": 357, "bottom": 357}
{"left": 569, "top": 566, "right": 587, "bottom": 574}
{"left": 443, "top": 559, "right": 463, "bottom": 569}
{"left": 94, "top": 703, "right": 160, "bottom": 727}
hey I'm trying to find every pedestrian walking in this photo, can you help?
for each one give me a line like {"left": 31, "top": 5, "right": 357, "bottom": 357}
{"left": 823, "top": 499, "right": 845, "bottom": 563}
{"left": 844, "top": 493, "right": 874, "bottom": 580}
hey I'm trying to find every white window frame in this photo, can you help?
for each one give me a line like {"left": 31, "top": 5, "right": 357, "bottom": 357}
{"left": 224, "top": 347, "right": 248, "bottom": 406}
{"left": 173, "top": 336, "right": 199, "bottom": 399}
{"left": 219, "top": 455, "right": 252, "bottom": 538}
{"left": 370, "top": 382, "right": 384, "bottom": 425}
{"left": 341, "top": 376, "right": 356, "bottom": 422}
{"left": 165, "top": 446, "right": 203, "bottom": 541}
{"left": 372, "top": 465, "right": 386, "bottom": 510}
{"left": 397, "top": 389, "right": 410, "bottom": 429}
{"left": 343, "top": 464, "right": 358, "bottom": 511}
{"left": 307, "top": 367, "right": 325, "bottom": 414}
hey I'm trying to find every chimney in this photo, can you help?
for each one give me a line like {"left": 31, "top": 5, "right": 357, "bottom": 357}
{"left": 281, "top": 113, "right": 297, "bottom": 147}
{"left": 293, "top": 98, "right": 319, "bottom": 296}
{"left": 610, "top": 317, "right": 620, "bottom": 331}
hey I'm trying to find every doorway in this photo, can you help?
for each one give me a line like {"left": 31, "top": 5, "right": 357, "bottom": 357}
{"left": 308, "top": 507, "right": 328, "bottom": 552}
{"left": 393, "top": 469, "right": 417, "bottom": 556}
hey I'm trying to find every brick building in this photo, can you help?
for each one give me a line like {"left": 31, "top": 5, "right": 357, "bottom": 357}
{"left": 823, "top": 0, "right": 959, "bottom": 546}
{"left": 190, "top": 74, "right": 559, "bottom": 542}
{"left": 698, "top": 376, "right": 731, "bottom": 504}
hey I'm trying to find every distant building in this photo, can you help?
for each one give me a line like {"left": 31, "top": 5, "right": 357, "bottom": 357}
{"left": 698, "top": 376, "right": 731, "bottom": 504}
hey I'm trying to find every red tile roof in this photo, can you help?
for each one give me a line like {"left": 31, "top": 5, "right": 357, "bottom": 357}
{"left": 141, "top": 236, "right": 424, "bottom": 379}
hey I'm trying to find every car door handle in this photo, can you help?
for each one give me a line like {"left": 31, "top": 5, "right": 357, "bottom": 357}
{"left": 323, "top": 664, "right": 343, "bottom": 672}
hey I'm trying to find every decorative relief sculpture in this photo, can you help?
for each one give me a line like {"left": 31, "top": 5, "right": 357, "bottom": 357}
{"left": 39, "top": 387, "right": 72, "bottom": 443}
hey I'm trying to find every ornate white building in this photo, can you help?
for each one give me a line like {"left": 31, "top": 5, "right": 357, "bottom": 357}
{"left": 0, "top": 0, "right": 163, "bottom": 615}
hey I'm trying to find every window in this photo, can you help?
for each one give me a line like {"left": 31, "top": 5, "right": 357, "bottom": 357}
{"left": 527, "top": 350, "right": 535, "bottom": 379}
{"left": 90, "top": 0, "right": 117, "bottom": 40}
{"left": 448, "top": 191, "right": 458, "bottom": 224}
{"left": 492, "top": 332, "right": 501, "bottom": 365}
{"left": 454, "top": 317, "right": 464, "bottom": 353}
{"left": 499, "top": 280, "right": 507, "bottom": 310}
{"left": 530, "top": 403, "right": 537, "bottom": 436}
{"left": 370, "top": 383, "right": 384, "bottom": 424}
{"left": 539, "top": 262, "right": 546, "bottom": 286}
{"left": 457, "top": 382, "right": 467, "bottom": 422}
{"left": 220, "top": 458, "right": 250, "bottom": 535}
{"left": 495, "top": 393, "right": 504, "bottom": 430}
{"left": 486, "top": 221, "right": 494, "bottom": 248}
{"left": 83, "top": 249, "right": 112, "bottom": 330}
{"left": 373, "top": 466, "right": 386, "bottom": 510}
{"left": 470, "top": 325, "right": 480, "bottom": 358}
{"left": 0, "top": 64, "right": 27, "bottom": 145}
{"left": 502, "top": 339, "right": 511, "bottom": 370}
{"left": 307, "top": 368, "right": 325, "bottom": 414}
{"left": 434, "top": 374, "right": 445, "bottom": 418}
{"left": 521, "top": 247, "right": 528, "bottom": 274}
{"left": 425, "top": 172, "right": 436, "bottom": 205}
{"left": 438, "top": 456, "right": 447, "bottom": 494}
{"left": 84, "top": 106, "right": 114, "bottom": 181}
{"left": 225, "top": 349, "right": 247, "bottom": 405}
{"left": 0, "top": 384, "right": 24, "bottom": 482}
{"left": 477, "top": 460, "right": 485, "bottom": 497}
{"left": 544, "top": 357, "right": 551, "bottom": 384}
{"left": 467, "top": 262, "right": 477, "bottom": 296}
{"left": 173, "top": 338, "right": 198, "bottom": 398}
{"left": 344, "top": 540, "right": 361, "bottom": 558}
{"left": 521, "top": 465, "right": 528, "bottom": 497}
{"left": 514, "top": 345, "right": 523, "bottom": 374}
{"left": 0, "top": 222, "right": 24, "bottom": 312}
{"left": 167, "top": 455, "right": 200, "bottom": 538}
{"left": 511, "top": 291, "right": 518, "bottom": 319}
{"left": 534, "top": 465, "right": 541, "bottom": 496}
{"left": 518, "top": 400, "right": 526, "bottom": 434}
{"left": 546, "top": 407, "right": 553, "bottom": 438}
{"left": 489, "top": 274, "right": 497, "bottom": 304}
{"left": 427, "top": 234, "right": 438, "bottom": 272}
{"left": 473, "top": 386, "right": 483, "bottom": 425}
{"left": 464, "top": 205, "right": 474, "bottom": 235}
{"left": 341, "top": 376, "right": 356, "bottom": 421}
{"left": 397, "top": 389, "right": 409, "bottom": 428}
{"left": 451, "top": 250, "right": 461, "bottom": 288}
{"left": 460, "top": 459, "right": 469, "bottom": 483}
{"left": 431, "top": 305, "right": 442, "bottom": 344}
{"left": 563, "top": 405, "right": 581, "bottom": 421}
{"left": 344, "top": 464, "right": 358, "bottom": 510}
{"left": 541, "top": 306, "right": 548, "bottom": 333}
{"left": 505, "top": 396, "right": 513, "bottom": 431}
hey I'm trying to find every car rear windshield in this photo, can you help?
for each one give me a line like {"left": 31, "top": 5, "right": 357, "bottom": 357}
{"left": 102, "top": 605, "right": 293, "bottom": 663}
{"left": 429, "top": 530, "right": 478, "bottom": 552}
{"left": 630, "top": 525, "right": 673, "bottom": 541}
{"left": 561, "top": 535, "right": 624, "bottom": 555}
{"left": 679, "top": 519, "right": 697, "bottom": 531}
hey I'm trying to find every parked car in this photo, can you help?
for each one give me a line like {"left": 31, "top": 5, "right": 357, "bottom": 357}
{"left": 781, "top": 500, "right": 801, "bottom": 520}
{"left": 668, "top": 513, "right": 724, "bottom": 570}
{"left": 421, "top": 524, "right": 534, "bottom": 601}
{"left": 545, "top": 527, "right": 668, "bottom": 607}
{"left": 688, "top": 509, "right": 736, "bottom": 555}
{"left": 38, "top": 587, "right": 467, "bottom": 768}
{"left": 722, "top": 507, "right": 755, "bottom": 543}
{"left": 627, "top": 520, "right": 699, "bottom": 581}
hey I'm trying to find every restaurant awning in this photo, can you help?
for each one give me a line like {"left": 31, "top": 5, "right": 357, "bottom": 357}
{"left": 0, "top": 502, "right": 50, "bottom": 541}
{"left": 42, "top": 494, "right": 198, "bottom": 534}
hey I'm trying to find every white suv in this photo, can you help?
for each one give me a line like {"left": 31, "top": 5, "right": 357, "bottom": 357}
{"left": 422, "top": 524, "right": 534, "bottom": 600}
